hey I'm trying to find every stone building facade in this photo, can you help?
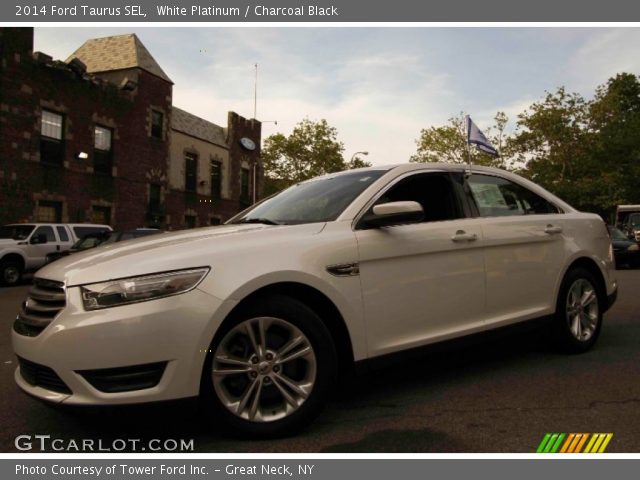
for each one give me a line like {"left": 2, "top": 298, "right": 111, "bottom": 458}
{"left": 0, "top": 27, "right": 262, "bottom": 231}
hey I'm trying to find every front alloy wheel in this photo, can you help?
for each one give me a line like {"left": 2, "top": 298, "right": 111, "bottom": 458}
{"left": 212, "top": 316, "right": 317, "bottom": 422}
{"left": 204, "top": 295, "right": 337, "bottom": 437}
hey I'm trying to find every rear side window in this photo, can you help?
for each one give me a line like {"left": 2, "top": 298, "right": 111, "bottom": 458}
{"left": 467, "top": 174, "right": 559, "bottom": 217}
{"left": 73, "top": 226, "right": 110, "bottom": 238}
{"left": 56, "top": 226, "right": 69, "bottom": 242}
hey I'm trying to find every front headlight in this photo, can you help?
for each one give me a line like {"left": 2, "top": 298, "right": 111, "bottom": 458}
{"left": 627, "top": 244, "right": 639, "bottom": 252}
{"left": 81, "top": 268, "right": 210, "bottom": 311}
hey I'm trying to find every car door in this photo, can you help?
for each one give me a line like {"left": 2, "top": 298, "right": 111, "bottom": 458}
{"left": 355, "top": 171, "right": 487, "bottom": 357}
{"left": 25, "top": 225, "right": 59, "bottom": 268}
{"left": 55, "top": 225, "right": 74, "bottom": 252}
{"left": 465, "top": 173, "right": 567, "bottom": 327}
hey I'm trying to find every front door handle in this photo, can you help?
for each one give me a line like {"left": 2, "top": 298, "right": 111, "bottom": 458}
{"left": 451, "top": 230, "right": 478, "bottom": 242}
{"left": 544, "top": 225, "right": 563, "bottom": 235}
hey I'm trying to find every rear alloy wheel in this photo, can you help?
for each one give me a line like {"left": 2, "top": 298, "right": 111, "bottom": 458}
{"left": 1, "top": 261, "right": 22, "bottom": 286}
{"left": 553, "top": 268, "right": 603, "bottom": 353}
{"left": 204, "top": 295, "right": 336, "bottom": 437}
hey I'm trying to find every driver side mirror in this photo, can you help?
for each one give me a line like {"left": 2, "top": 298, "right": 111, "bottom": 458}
{"left": 360, "top": 201, "right": 424, "bottom": 229}
{"left": 30, "top": 233, "right": 47, "bottom": 245}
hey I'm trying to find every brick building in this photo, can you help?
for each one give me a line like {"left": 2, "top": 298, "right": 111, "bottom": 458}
{"left": 0, "top": 27, "right": 262, "bottom": 231}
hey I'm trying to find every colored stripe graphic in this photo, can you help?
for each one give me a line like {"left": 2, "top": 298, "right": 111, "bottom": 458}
{"left": 537, "top": 433, "right": 613, "bottom": 453}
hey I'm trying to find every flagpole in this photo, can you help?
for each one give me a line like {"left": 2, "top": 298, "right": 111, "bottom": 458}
{"left": 465, "top": 114, "right": 472, "bottom": 177}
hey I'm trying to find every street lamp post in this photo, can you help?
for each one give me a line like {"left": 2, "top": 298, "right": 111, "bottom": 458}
{"left": 350, "top": 151, "right": 369, "bottom": 163}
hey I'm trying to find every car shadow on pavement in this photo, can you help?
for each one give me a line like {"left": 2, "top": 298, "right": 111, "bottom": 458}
{"left": 15, "top": 324, "right": 554, "bottom": 452}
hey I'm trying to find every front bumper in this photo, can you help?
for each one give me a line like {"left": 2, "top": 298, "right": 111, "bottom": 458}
{"left": 12, "top": 286, "right": 231, "bottom": 405}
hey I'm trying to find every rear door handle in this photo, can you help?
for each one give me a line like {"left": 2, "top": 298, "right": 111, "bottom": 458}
{"left": 544, "top": 225, "right": 563, "bottom": 235}
{"left": 451, "top": 230, "right": 478, "bottom": 242}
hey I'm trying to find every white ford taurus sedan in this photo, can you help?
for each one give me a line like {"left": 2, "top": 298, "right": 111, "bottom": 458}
{"left": 12, "top": 163, "right": 617, "bottom": 436}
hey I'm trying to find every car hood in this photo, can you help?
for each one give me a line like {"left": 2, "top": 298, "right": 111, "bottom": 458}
{"left": 0, "top": 238, "right": 20, "bottom": 247}
{"left": 35, "top": 223, "right": 325, "bottom": 286}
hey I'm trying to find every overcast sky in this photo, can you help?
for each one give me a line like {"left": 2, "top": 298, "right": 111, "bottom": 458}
{"left": 35, "top": 27, "right": 640, "bottom": 166}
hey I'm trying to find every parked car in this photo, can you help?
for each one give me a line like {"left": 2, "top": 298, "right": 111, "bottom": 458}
{"left": 615, "top": 204, "right": 640, "bottom": 241}
{"left": 607, "top": 225, "right": 640, "bottom": 268}
{"left": 0, "top": 223, "right": 111, "bottom": 285}
{"left": 45, "top": 228, "right": 162, "bottom": 264}
{"left": 12, "top": 164, "right": 617, "bottom": 437}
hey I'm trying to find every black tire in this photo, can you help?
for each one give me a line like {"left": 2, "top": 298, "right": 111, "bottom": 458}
{"left": 201, "top": 294, "right": 337, "bottom": 438}
{"left": 552, "top": 267, "right": 603, "bottom": 354}
{"left": 0, "top": 260, "right": 22, "bottom": 286}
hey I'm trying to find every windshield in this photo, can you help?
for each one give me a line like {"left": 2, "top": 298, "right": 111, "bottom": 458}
{"left": 609, "top": 226, "right": 630, "bottom": 241}
{"left": 0, "top": 224, "right": 35, "bottom": 240}
{"left": 231, "top": 170, "right": 388, "bottom": 225}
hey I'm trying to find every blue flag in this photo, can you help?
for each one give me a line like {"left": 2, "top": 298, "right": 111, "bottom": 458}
{"left": 465, "top": 115, "right": 499, "bottom": 157}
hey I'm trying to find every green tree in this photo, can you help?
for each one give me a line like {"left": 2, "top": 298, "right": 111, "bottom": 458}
{"left": 588, "top": 73, "right": 640, "bottom": 212}
{"left": 262, "top": 118, "right": 371, "bottom": 195}
{"left": 410, "top": 112, "right": 509, "bottom": 168}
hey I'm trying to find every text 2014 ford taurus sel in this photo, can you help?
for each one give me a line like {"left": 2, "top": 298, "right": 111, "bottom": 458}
{"left": 12, "top": 163, "right": 617, "bottom": 437}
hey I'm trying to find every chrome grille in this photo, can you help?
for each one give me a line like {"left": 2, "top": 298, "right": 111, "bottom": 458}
{"left": 14, "top": 278, "right": 66, "bottom": 337}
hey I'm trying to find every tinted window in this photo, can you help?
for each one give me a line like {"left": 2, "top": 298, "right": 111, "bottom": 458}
{"left": 373, "top": 173, "right": 462, "bottom": 223}
{"left": 33, "top": 226, "right": 55, "bottom": 242}
{"left": 73, "top": 226, "right": 110, "bottom": 238}
{"left": 468, "top": 174, "right": 558, "bottom": 217}
{"left": 0, "top": 225, "right": 35, "bottom": 240}
{"left": 232, "top": 169, "right": 388, "bottom": 225}
{"left": 56, "top": 226, "right": 69, "bottom": 242}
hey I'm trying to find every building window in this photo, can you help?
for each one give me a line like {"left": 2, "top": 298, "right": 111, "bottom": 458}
{"left": 149, "top": 184, "right": 161, "bottom": 213}
{"left": 185, "top": 214, "right": 196, "bottom": 229}
{"left": 240, "top": 167, "right": 250, "bottom": 202}
{"left": 210, "top": 160, "right": 222, "bottom": 198}
{"left": 151, "top": 110, "right": 164, "bottom": 139}
{"left": 36, "top": 200, "right": 62, "bottom": 223}
{"left": 94, "top": 125, "right": 113, "bottom": 175}
{"left": 91, "top": 206, "right": 111, "bottom": 225}
{"left": 185, "top": 153, "right": 197, "bottom": 192}
{"left": 40, "top": 110, "right": 65, "bottom": 166}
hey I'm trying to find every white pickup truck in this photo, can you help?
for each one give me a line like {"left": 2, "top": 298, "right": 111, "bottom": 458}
{"left": 0, "top": 223, "right": 111, "bottom": 285}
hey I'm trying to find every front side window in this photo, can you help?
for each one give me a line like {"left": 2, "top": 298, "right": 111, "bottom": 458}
{"left": 231, "top": 169, "right": 388, "bottom": 225}
{"left": 32, "top": 226, "right": 55, "bottom": 242}
{"left": 94, "top": 125, "right": 113, "bottom": 175}
{"left": 185, "top": 153, "right": 197, "bottom": 192}
{"left": 370, "top": 173, "right": 463, "bottom": 223}
{"left": 467, "top": 174, "right": 559, "bottom": 217}
{"left": 40, "top": 110, "right": 65, "bottom": 165}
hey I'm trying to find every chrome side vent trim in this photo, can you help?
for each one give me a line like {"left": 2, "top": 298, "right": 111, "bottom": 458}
{"left": 326, "top": 262, "right": 360, "bottom": 277}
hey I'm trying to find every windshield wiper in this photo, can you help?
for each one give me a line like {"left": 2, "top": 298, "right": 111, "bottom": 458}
{"left": 235, "top": 218, "right": 283, "bottom": 225}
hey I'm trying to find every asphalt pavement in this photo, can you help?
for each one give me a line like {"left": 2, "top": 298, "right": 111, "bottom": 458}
{"left": 1, "top": 270, "right": 639, "bottom": 452}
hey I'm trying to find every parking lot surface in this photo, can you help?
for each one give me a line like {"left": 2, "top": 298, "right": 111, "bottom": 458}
{"left": 1, "top": 271, "right": 639, "bottom": 452}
